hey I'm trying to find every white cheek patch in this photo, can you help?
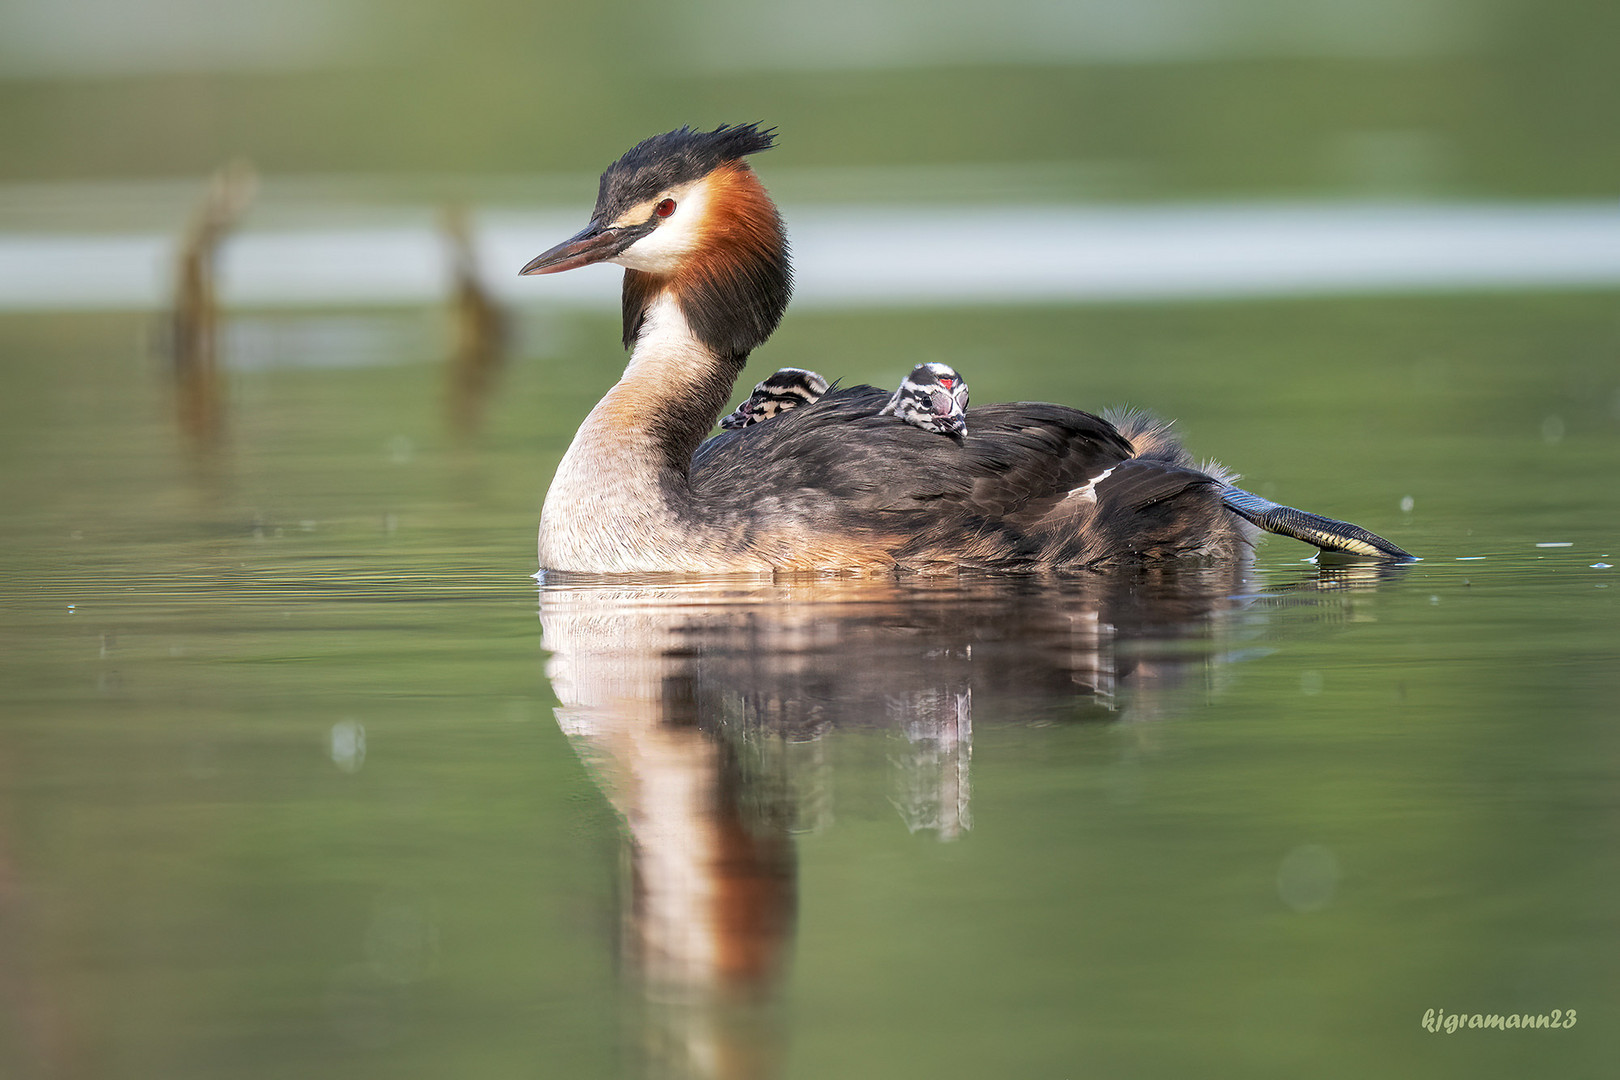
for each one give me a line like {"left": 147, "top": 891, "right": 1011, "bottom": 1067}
{"left": 1065, "top": 465, "right": 1116, "bottom": 503}
{"left": 610, "top": 179, "right": 709, "bottom": 275}
{"left": 609, "top": 200, "right": 658, "bottom": 229}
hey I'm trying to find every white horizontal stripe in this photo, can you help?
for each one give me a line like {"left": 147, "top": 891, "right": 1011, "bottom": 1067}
{"left": 1065, "top": 465, "right": 1117, "bottom": 503}
{"left": 2, "top": 202, "right": 1618, "bottom": 312}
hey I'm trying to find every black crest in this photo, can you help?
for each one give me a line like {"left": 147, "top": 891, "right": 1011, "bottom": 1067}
{"left": 594, "top": 123, "right": 777, "bottom": 223}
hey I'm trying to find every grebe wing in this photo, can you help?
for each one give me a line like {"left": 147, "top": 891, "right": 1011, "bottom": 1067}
{"left": 691, "top": 390, "right": 1142, "bottom": 519}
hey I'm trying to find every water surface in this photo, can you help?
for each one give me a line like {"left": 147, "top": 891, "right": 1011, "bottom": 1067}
{"left": 1, "top": 293, "right": 1616, "bottom": 1078}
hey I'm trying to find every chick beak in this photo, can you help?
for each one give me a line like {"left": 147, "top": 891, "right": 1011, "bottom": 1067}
{"left": 519, "top": 219, "right": 652, "bottom": 276}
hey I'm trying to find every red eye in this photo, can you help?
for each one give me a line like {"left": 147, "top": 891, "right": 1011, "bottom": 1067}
{"left": 939, "top": 377, "right": 955, "bottom": 388}
{"left": 655, "top": 199, "right": 676, "bottom": 218}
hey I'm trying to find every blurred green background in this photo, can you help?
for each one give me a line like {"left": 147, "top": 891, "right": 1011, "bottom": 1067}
{"left": 2, "top": 0, "right": 1617, "bottom": 197}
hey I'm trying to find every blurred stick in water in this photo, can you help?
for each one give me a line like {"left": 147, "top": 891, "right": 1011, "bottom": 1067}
{"left": 442, "top": 205, "right": 509, "bottom": 438}
{"left": 170, "top": 159, "right": 257, "bottom": 447}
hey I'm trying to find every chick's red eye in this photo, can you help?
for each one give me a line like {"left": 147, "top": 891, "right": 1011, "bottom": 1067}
{"left": 655, "top": 199, "right": 676, "bottom": 218}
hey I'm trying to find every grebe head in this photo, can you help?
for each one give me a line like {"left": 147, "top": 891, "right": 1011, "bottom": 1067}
{"left": 519, "top": 124, "right": 792, "bottom": 357}
{"left": 720, "top": 367, "right": 830, "bottom": 429}
{"left": 879, "top": 363, "right": 970, "bottom": 441}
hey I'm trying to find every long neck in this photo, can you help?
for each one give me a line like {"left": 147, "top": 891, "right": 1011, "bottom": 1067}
{"left": 621, "top": 278, "right": 750, "bottom": 472}
{"left": 538, "top": 293, "right": 758, "bottom": 572}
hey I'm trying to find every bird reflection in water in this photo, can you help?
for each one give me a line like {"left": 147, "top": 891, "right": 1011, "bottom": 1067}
{"left": 539, "top": 562, "right": 1315, "bottom": 1079}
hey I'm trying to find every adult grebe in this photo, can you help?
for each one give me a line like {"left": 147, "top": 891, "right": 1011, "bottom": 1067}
{"left": 724, "top": 362, "right": 970, "bottom": 441}
{"left": 712, "top": 359, "right": 1406, "bottom": 558}
{"left": 520, "top": 124, "right": 1411, "bottom": 573}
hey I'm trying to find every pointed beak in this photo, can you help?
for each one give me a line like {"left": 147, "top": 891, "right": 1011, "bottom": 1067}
{"left": 518, "top": 220, "right": 651, "bottom": 276}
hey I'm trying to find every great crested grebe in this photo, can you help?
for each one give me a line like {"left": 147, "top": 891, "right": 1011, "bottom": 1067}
{"left": 520, "top": 124, "right": 1411, "bottom": 573}
{"left": 724, "top": 362, "right": 969, "bottom": 441}
{"left": 711, "top": 360, "right": 1406, "bottom": 558}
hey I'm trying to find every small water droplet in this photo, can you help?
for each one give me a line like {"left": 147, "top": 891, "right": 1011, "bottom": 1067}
{"left": 1277, "top": 844, "right": 1339, "bottom": 912}
{"left": 331, "top": 719, "right": 366, "bottom": 773}
{"left": 387, "top": 435, "right": 414, "bottom": 465}
{"left": 1399, "top": 495, "right": 1415, "bottom": 513}
{"left": 1536, "top": 542, "right": 1573, "bottom": 548}
{"left": 66, "top": 604, "right": 76, "bottom": 613}
{"left": 1593, "top": 563, "right": 1613, "bottom": 570}
{"left": 1429, "top": 595, "right": 1440, "bottom": 604}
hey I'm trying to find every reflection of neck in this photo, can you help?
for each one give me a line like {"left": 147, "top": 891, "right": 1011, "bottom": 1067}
{"left": 554, "top": 707, "right": 797, "bottom": 993}
{"left": 537, "top": 294, "right": 760, "bottom": 572}
{"left": 551, "top": 657, "right": 794, "bottom": 1077}
{"left": 627, "top": 741, "right": 796, "bottom": 992}
{"left": 544, "top": 596, "right": 796, "bottom": 996}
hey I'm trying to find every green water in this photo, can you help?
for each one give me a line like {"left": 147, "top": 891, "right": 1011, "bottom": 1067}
{"left": 1, "top": 294, "right": 1617, "bottom": 1078}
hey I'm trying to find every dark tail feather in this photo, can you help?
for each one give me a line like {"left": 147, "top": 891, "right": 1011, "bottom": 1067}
{"left": 1222, "top": 486, "right": 1413, "bottom": 561}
